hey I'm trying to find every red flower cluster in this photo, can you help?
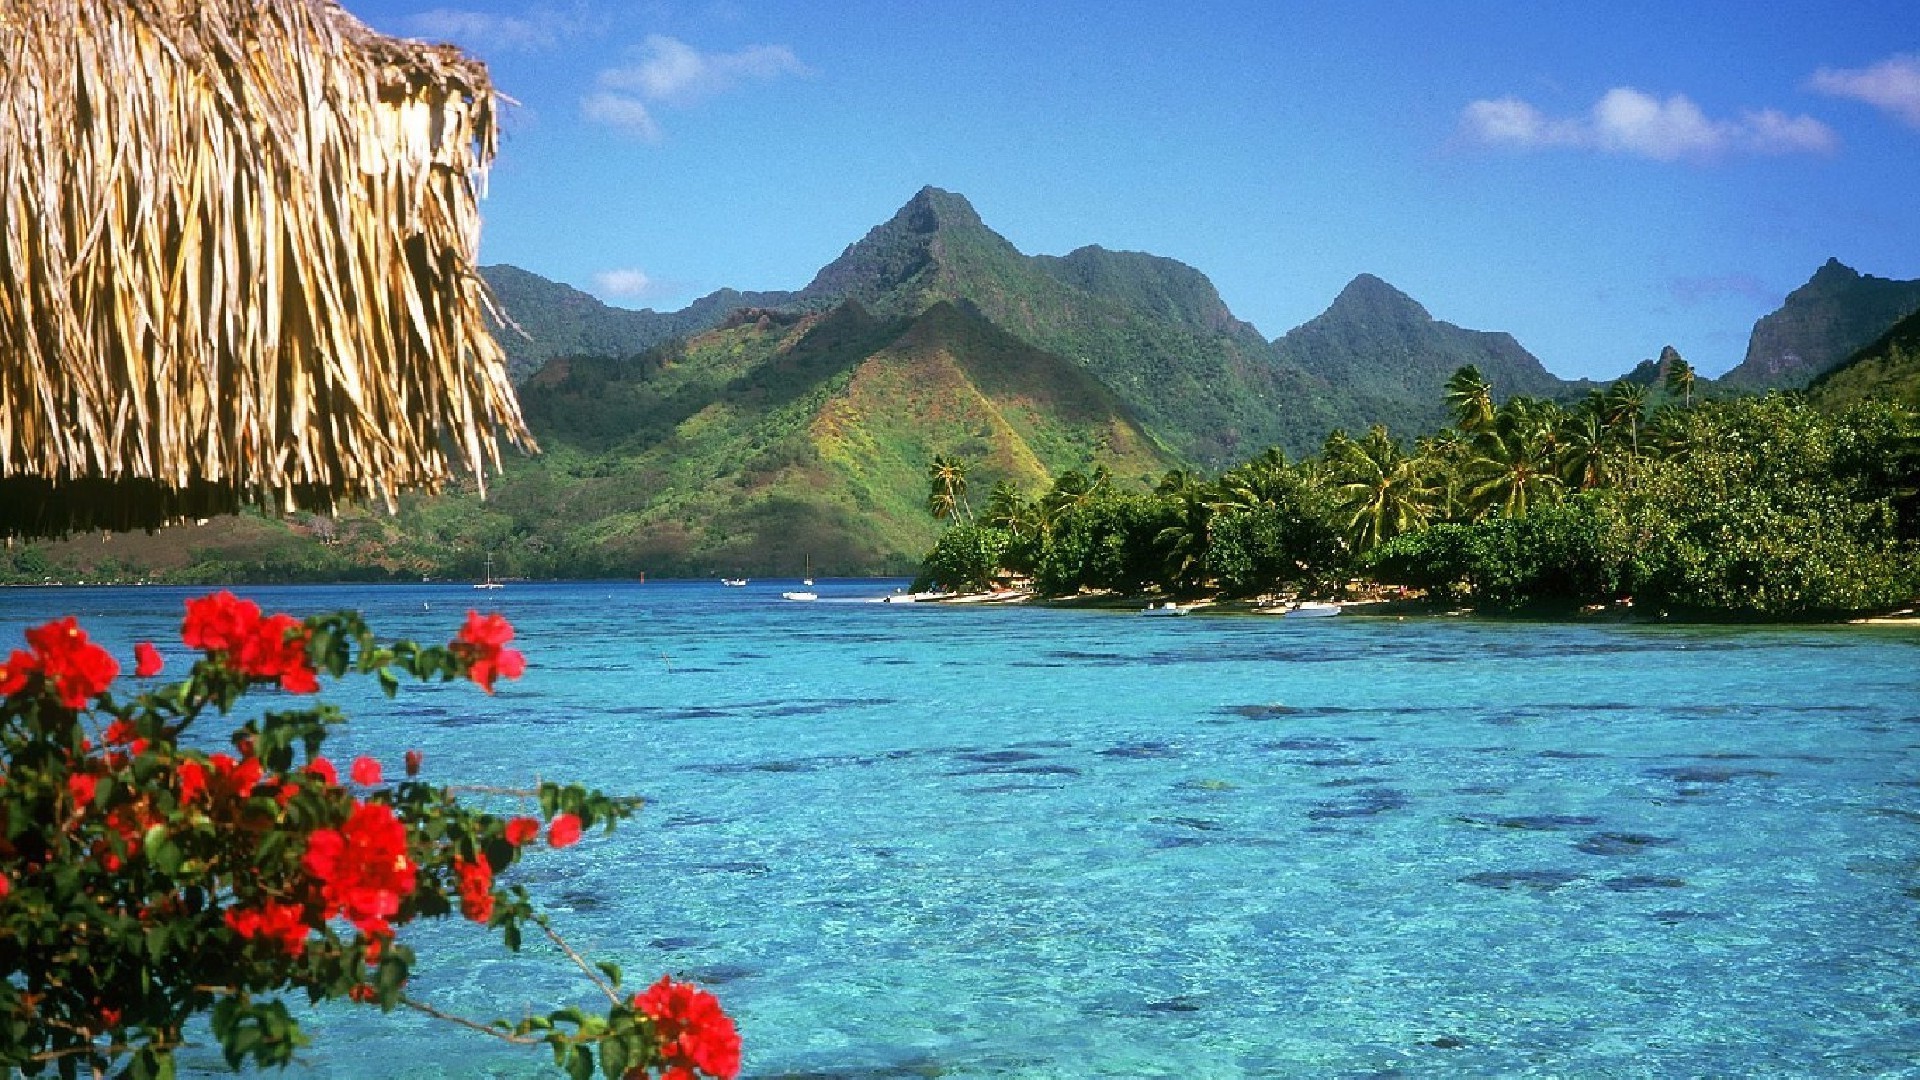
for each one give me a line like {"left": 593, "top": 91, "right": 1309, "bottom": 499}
{"left": 225, "top": 900, "right": 311, "bottom": 957}
{"left": 454, "top": 855, "right": 494, "bottom": 923}
{"left": 548, "top": 813, "right": 582, "bottom": 849}
{"left": 0, "top": 617, "right": 121, "bottom": 708}
{"left": 301, "top": 801, "right": 417, "bottom": 938}
{"left": 504, "top": 816, "right": 541, "bottom": 847}
{"left": 453, "top": 610, "right": 526, "bottom": 694}
{"left": 632, "top": 976, "right": 741, "bottom": 1080}
{"left": 181, "top": 591, "right": 319, "bottom": 693}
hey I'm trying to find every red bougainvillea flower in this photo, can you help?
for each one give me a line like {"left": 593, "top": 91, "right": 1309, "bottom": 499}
{"left": 181, "top": 591, "right": 262, "bottom": 652}
{"left": 301, "top": 801, "right": 416, "bottom": 938}
{"left": 68, "top": 772, "right": 98, "bottom": 809}
{"left": 306, "top": 757, "right": 339, "bottom": 786}
{"left": 177, "top": 759, "right": 208, "bottom": 803}
{"left": 404, "top": 749, "right": 423, "bottom": 777}
{"left": 209, "top": 753, "right": 265, "bottom": 800}
{"left": 350, "top": 757, "right": 382, "bottom": 786}
{"left": 134, "top": 641, "right": 163, "bottom": 678}
{"left": 21, "top": 617, "right": 119, "bottom": 708}
{"left": 632, "top": 976, "right": 742, "bottom": 1080}
{"left": 0, "top": 649, "right": 31, "bottom": 695}
{"left": 237, "top": 612, "right": 320, "bottom": 694}
{"left": 181, "top": 593, "right": 320, "bottom": 692}
{"left": 0, "top": 873, "right": 9, "bottom": 899}
{"left": 452, "top": 610, "right": 526, "bottom": 694}
{"left": 454, "top": 855, "right": 495, "bottom": 924}
{"left": 548, "top": 813, "right": 582, "bottom": 849}
{"left": 504, "top": 816, "right": 541, "bottom": 847}
{"left": 225, "top": 900, "right": 312, "bottom": 957}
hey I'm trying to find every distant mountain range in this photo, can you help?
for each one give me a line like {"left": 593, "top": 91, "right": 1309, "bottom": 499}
{"left": 15, "top": 189, "right": 1918, "bottom": 581}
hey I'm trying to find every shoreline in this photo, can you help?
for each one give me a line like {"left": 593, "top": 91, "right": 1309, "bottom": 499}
{"left": 926, "top": 589, "right": 1920, "bottom": 626}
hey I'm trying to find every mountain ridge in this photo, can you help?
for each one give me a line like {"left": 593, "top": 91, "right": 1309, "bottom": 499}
{"left": 1720, "top": 258, "right": 1920, "bottom": 389}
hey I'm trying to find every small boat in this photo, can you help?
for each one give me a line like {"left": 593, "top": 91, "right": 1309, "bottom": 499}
{"left": 1285, "top": 601, "right": 1341, "bottom": 618}
{"left": 474, "top": 555, "right": 503, "bottom": 590}
{"left": 879, "top": 590, "right": 924, "bottom": 604}
{"left": 721, "top": 578, "right": 748, "bottom": 587}
{"left": 781, "top": 590, "right": 818, "bottom": 602}
{"left": 1142, "top": 602, "right": 1193, "bottom": 617}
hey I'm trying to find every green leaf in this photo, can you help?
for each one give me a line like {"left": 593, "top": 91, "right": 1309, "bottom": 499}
{"left": 595, "top": 960, "right": 622, "bottom": 990}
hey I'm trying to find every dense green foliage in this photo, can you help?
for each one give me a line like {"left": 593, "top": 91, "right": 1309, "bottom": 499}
{"left": 919, "top": 362, "right": 1920, "bottom": 619}
{"left": 1809, "top": 307, "right": 1920, "bottom": 410}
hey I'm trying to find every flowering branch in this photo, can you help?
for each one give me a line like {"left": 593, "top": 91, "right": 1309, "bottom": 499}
{"left": 0, "top": 593, "right": 740, "bottom": 1079}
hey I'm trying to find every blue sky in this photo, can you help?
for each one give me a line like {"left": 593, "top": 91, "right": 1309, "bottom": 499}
{"left": 347, "top": 0, "right": 1920, "bottom": 379}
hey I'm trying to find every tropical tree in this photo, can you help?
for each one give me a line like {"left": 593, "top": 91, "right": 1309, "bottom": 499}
{"left": 1324, "top": 427, "right": 1437, "bottom": 551}
{"left": 1464, "top": 409, "right": 1564, "bottom": 519}
{"left": 1414, "top": 429, "right": 1474, "bottom": 522}
{"left": 1664, "top": 355, "right": 1697, "bottom": 407}
{"left": 1601, "top": 381, "right": 1650, "bottom": 460}
{"left": 1445, "top": 365, "right": 1496, "bottom": 434}
{"left": 1556, "top": 410, "right": 1620, "bottom": 491}
{"left": 926, "top": 455, "right": 973, "bottom": 524}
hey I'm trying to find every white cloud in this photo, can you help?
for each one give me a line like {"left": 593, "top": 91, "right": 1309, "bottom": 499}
{"left": 598, "top": 35, "right": 808, "bottom": 106}
{"left": 1461, "top": 87, "right": 1836, "bottom": 162}
{"left": 581, "top": 92, "right": 661, "bottom": 141}
{"left": 594, "top": 268, "right": 660, "bottom": 298}
{"left": 406, "top": 8, "right": 579, "bottom": 52}
{"left": 583, "top": 35, "right": 808, "bottom": 139}
{"left": 1460, "top": 97, "right": 1584, "bottom": 148}
{"left": 1810, "top": 53, "right": 1920, "bottom": 128}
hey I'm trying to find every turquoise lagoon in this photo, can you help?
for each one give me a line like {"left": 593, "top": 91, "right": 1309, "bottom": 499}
{"left": 5, "top": 582, "right": 1920, "bottom": 1077}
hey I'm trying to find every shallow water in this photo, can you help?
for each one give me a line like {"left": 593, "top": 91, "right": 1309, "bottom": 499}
{"left": 6, "top": 582, "right": 1920, "bottom": 1077}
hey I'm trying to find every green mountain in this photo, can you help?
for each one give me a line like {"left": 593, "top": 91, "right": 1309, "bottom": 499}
{"left": 791, "top": 186, "right": 1330, "bottom": 464}
{"left": 1719, "top": 259, "right": 1920, "bottom": 389}
{"left": 1272, "top": 273, "right": 1573, "bottom": 436}
{"left": 1807, "top": 307, "right": 1920, "bottom": 409}
{"left": 480, "top": 264, "right": 795, "bottom": 382}
{"left": 473, "top": 297, "right": 1175, "bottom": 577}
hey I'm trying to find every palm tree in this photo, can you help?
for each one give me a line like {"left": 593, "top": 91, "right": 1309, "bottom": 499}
{"left": 1663, "top": 355, "right": 1697, "bottom": 407}
{"left": 1602, "top": 381, "right": 1649, "bottom": 452}
{"left": 1415, "top": 429, "right": 1473, "bottom": 521}
{"left": 1154, "top": 482, "right": 1217, "bottom": 593}
{"left": 926, "top": 455, "right": 973, "bottom": 523}
{"left": 1445, "top": 365, "right": 1496, "bottom": 434}
{"left": 982, "top": 480, "right": 1029, "bottom": 535}
{"left": 1555, "top": 411, "right": 1618, "bottom": 491}
{"left": 1464, "top": 414, "right": 1564, "bottom": 518}
{"left": 1325, "top": 427, "right": 1437, "bottom": 550}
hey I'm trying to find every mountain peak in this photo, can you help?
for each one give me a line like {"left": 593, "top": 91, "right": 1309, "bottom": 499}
{"left": 903, "top": 186, "right": 985, "bottom": 230}
{"left": 1810, "top": 257, "right": 1859, "bottom": 285}
{"left": 1722, "top": 258, "right": 1920, "bottom": 387}
{"left": 1323, "top": 273, "right": 1433, "bottom": 324}
{"left": 799, "top": 187, "right": 1010, "bottom": 308}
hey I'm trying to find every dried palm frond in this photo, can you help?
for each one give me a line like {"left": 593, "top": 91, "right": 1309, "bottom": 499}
{"left": 0, "top": 0, "right": 533, "bottom": 539}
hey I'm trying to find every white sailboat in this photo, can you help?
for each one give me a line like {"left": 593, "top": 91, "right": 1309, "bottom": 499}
{"left": 474, "top": 554, "right": 503, "bottom": 590}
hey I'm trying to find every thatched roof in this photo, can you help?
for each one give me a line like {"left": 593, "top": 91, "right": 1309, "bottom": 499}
{"left": 0, "top": 0, "right": 533, "bottom": 539}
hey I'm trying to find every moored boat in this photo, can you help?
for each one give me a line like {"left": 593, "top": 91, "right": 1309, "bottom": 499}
{"left": 1286, "top": 601, "right": 1341, "bottom": 618}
